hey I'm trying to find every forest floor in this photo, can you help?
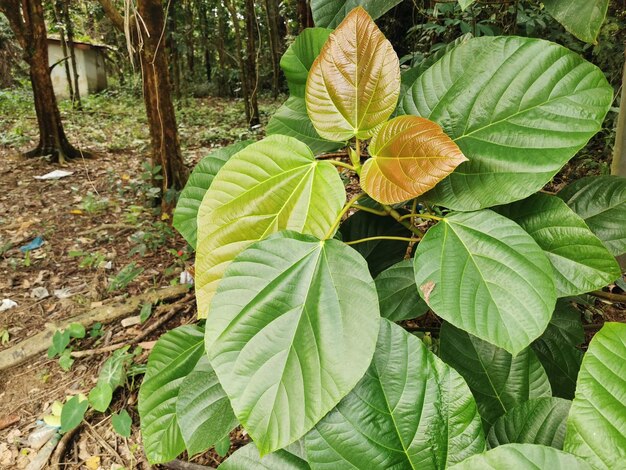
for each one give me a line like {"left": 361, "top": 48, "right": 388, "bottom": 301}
{"left": 0, "top": 88, "right": 624, "bottom": 470}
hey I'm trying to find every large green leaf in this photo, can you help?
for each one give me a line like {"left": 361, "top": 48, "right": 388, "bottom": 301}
{"left": 280, "top": 28, "right": 331, "bottom": 98}
{"left": 439, "top": 323, "right": 552, "bottom": 428}
{"left": 266, "top": 97, "right": 345, "bottom": 155}
{"left": 543, "top": 0, "right": 609, "bottom": 44}
{"left": 564, "top": 322, "right": 626, "bottom": 469}
{"left": 219, "top": 443, "right": 309, "bottom": 470}
{"left": 531, "top": 301, "right": 584, "bottom": 399}
{"left": 206, "top": 232, "right": 380, "bottom": 455}
{"left": 413, "top": 210, "right": 556, "bottom": 354}
{"left": 176, "top": 356, "right": 238, "bottom": 457}
{"left": 449, "top": 443, "right": 592, "bottom": 470}
{"left": 138, "top": 325, "right": 205, "bottom": 464}
{"left": 311, "top": 0, "right": 401, "bottom": 28}
{"left": 496, "top": 194, "right": 620, "bottom": 297}
{"left": 457, "top": 0, "right": 476, "bottom": 10}
{"left": 339, "top": 210, "right": 413, "bottom": 277}
{"left": 399, "top": 36, "right": 613, "bottom": 210}
{"left": 487, "top": 398, "right": 571, "bottom": 449}
{"left": 195, "top": 135, "right": 345, "bottom": 318}
{"left": 173, "top": 141, "right": 252, "bottom": 248}
{"left": 305, "top": 319, "right": 485, "bottom": 469}
{"left": 558, "top": 176, "right": 626, "bottom": 256}
{"left": 374, "top": 259, "right": 428, "bottom": 321}
{"left": 306, "top": 7, "right": 400, "bottom": 141}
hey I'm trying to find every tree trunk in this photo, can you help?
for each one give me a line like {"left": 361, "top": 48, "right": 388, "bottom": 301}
{"left": 62, "top": 0, "right": 81, "bottom": 109}
{"left": 612, "top": 45, "right": 626, "bottom": 177}
{"left": 167, "top": 2, "right": 181, "bottom": 100}
{"left": 224, "top": 0, "right": 252, "bottom": 123}
{"left": 243, "top": 0, "right": 260, "bottom": 126}
{"left": 263, "top": 0, "right": 283, "bottom": 99}
{"left": 297, "top": 0, "right": 314, "bottom": 31}
{"left": 51, "top": 0, "right": 74, "bottom": 102}
{"left": 215, "top": 2, "right": 229, "bottom": 95}
{"left": 0, "top": 0, "right": 82, "bottom": 163}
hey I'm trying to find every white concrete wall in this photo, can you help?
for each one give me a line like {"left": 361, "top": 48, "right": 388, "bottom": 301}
{"left": 48, "top": 42, "right": 107, "bottom": 99}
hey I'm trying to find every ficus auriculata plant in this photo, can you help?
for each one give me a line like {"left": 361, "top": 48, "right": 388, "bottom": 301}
{"left": 140, "top": 4, "right": 626, "bottom": 469}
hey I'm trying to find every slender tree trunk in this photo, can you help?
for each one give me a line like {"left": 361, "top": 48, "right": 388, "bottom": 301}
{"left": 297, "top": 0, "right": 314, "bottom": 31}
{"left": 167, "top": 2, "right": 181, "bottom": 100}
{"left": 215, "top": 3, "right": 228, "bottom": 95}
{"left": 612, "top": 44, "right": 626, "bottom": 177}
{"left": 263, "top": 0, "right": 282, "bottom": 99}
{"left": 62, "top": 0, "right": 82, "bottom": 109}
{"left": 0, "top": 0, "right": 83, "bottom": 163}
{"left": 224, "top": 0, "right": 252, "bottom": 123}
{"left": 52, "top": 0, "right": 74, "bottom": 102}
{"left": 243, "top": 0, "right": 260, "bottom": 126}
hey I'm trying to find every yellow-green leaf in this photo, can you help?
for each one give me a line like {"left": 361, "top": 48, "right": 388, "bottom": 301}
{"left": 305, "top": 7, "right": 400, "bottom": 141}
{"left": 361, "top": 116, "right": 467, "bottom": 204}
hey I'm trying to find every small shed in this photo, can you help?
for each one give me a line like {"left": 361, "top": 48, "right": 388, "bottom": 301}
{"left": 47, "top": 37, "right": 108, "bottom": 99}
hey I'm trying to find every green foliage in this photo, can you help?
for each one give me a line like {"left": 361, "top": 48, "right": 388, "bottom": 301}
{"left": 60, "top": 395, "right": 89, "bottom": 433}
{"left": 112, "top": 410, "right": 132, "bottom": 438}
{"left": 107, "top": 262, "right": 144, "bottom": 292}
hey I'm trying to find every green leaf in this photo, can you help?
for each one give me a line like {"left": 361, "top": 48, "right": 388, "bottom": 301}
{"left": 439, "top": 322, "right": 552, "bottom": 428}
{"left": 457, "top": 0, "right": 476, "bottom": 10}
{"left": 112, "top": 409, "right": 132, "bottom": 438}
{"left": 266, "top": 97, "right": 345, "bottom": 155}
{"left": 215, "top": 435, "right": 231, "bottom": 458}
{"left": 280, "top": 28, "right": 331, "bottom": 98}
{"left": 558, "top": 176, "right": 626, "bottom": 256}
{"left": 176, "top": 356, "right": 238, "bottom": 457}
{"left": 58, "top": 350, "right": 74, "bottom": 371}
{"left": 449, "top": 443, "right": 592, "bottom": 470}
{"left": 196, "top": 135, "right": 345, "bottom": 318}
{"left": 543, "top": 0, "right": 609, "bottom": 44}
{"left": 305, "top": 319, "right": 485, "bottom": 469}
{"left": 564, "top": 322, "right": 626, "bottom": 469}
{"left": 340, "top": 210, "right": 412, "bottom": 277}
{"left": 140, "top": 302, "right": 153, "bottom": 323}
{"left": 219, "top": 443, "right": 309, "bottom": 470}
{"left": 374, "top": 259, "right": 428, "bottom": 321}
{"left": 206, "top": 232, "right": 380, "bottom": 455}
{"left": 311, "top": 0, "right": 401, "bottom": 28}
{"left": 138, "top": 325, "right": 205, "bottom": 464}
{"left": 97, "top": 346, "right": 132, "bottom": 390}
{"left": 51, "top": 330, "right": 70, "bottom": 357}
{"left": 496, "top": 194, "right": 620, "bottom": 297}
{"left": 88, "top": 383, "right": 113, "bottom": 412}
{"left": 306, "top": 7, "right": 400, "bottom": 141}
{"left": 173, "top": 141, "right": 252, "bottom": 248}
{"left": 487, "top": 398, "right": 571, "bottom": 449}
{"left": 413, "top": 210, "right": 556, "bottom": 354}
{"left": 531, "top": 301, "right": 584, "bottom": 399}
{"left": 399, "top": 36, "right": 613, "bottom": 210}
{"left": 67, "top": 323, "right": 85, "bottom": 339}
{"left": 60, "top": 395, "right": 89, "bottom": 433}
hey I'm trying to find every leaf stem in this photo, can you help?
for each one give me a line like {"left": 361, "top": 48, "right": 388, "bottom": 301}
{"left": 398, "top": 212, "right": 442, "bottom": 222}
{"left": 328, "top": 160, "right": 356, "bottom": 171}
{"left": 353, "top": 204, "right": 389, "bottom": 216}
{"left": 350, "top": 139, "right": 362, "bottom": 175}
{"left": 345, "top": 236, "right": 417, "bottom": 246}
{"left": 325, "top": 192, "right": 365, "bottom": 239}
{"left": 383, "top": 205, "right": 425, "bottom": 237}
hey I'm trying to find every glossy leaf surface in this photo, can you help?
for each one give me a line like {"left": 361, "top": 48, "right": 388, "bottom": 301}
{"left": 219, "top": 443, "right": 309, "bottom": 470}
{"left": 280, "top": 28, "right": 331, "bottom": 98}
{"left": 311, "top": 0, "right": 401, "bottom": 28}
{"left": 558, "top": 176, "right": 626, "bottom": 256}
{"left": 413, "top": 210, "right": 556, "bottom": 354}
{"left": 543, "top": 0, "right": 609, "bottom": 44}
{"left": 176, "top": 356, "right": 238, "bottom": 457}
{"left": 138, "top": 325, "right": 205, "bottom": 464}
{"left": 496, "top": 194, "right": 620, "bottom": 297}
{"left": 564, "top": 322, "right": 626, "bottom": 469}
{"left": 206, "top": 232, "right": 380, "bottom": 454}
{"left": 306, "top": 7, "right": 400, "bottom": 141}
{"left": 195, "top": 135, "right": 345, "bottom": 318}
{"left": 449, "top": 444, "right": 592, "bottom": 470}
{"left": 400, "top": 36, "right": 613, "bottom": 210}
{"left": 173, "top": 141, "right": 252, "bottom": 248}
{"left": 361, "top": 116, "right": 467, "bottom": 204}
{"left": 375, "top": 259, "right": 428, "bottom": 321}
{"left": 305, "top": 319, "right": 485, "bottom": 469}
{"left": 487, "top": 398, "right": 571, "bottom": 449}
{"left": 439, "top": 323, "right": 552, "bottom": 428}
{"left": 267, "top": 97, "right": 345, "bottom": 155}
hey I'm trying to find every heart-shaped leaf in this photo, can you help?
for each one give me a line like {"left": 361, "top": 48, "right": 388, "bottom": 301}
{"left": 361, "top": 116, "right": 467, "bottom": 204}
{"left": 195, "top": 135, "right": 345, "bottom": 318}
{"left": 375, "top": 259, "right": 428, "bottom": 321}
{"left": 306, "top": 7, "right": 400, "bottom": 141}
{"left": 220, "top": 443, "right": 310, "bottom": 469}
{"left": 400, "top": 36, "right": 613, "bottom": 210}
{"left": 310, "top": 0, "right": 402, "bottom": 28}
{"left": 487, "top": 398, "right": 571, "bottom": 449}
{"left": 439, "top": 323, "right": 552, "bottom": 428}
{"left": 305, "top": 319, "right": 485, "bottom": 469}
{"left": 558, "top": 176, "right": 626, "bottom": 256}
{"left": 564, "top": 322, "right": 626, "bottom": 469}
{"left": 543, "top": 0, "right": 609, "bottom": 44}
{"left": 267, "top": 97, "right": 345, "bottom": 155}
{"left": 449, "top": 444, "right": 592, "bottom": 470}
{"left": 413, "top": 210, "right": 556, "bottom": 354}
{"left": 496, "top": 194, "right": 620, "bottom": 297}
{"left": 206, "top": 232, "right": 380, "bottom": 455}
{"left": 138, "top": 325, "right": 205, "bottom": 464}
{"left": 281, "top": 28, "right": 332, "bottom": 98}
{"left": 173, "top": 141, "right": 252, "bottom": 248}
{"left": 176, "top": 356, "right": 238, "bottom": 457}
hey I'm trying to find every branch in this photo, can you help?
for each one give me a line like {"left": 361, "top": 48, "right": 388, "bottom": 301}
{"left": 0, "top": 0, "right": 27, "bottom": 49}
{"left": 97, "top": 0, "right": 125, "bottom": 32}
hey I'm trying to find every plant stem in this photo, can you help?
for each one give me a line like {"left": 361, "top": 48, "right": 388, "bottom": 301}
{"left": 350, "top": 139, "right": 362, "bottom": 175}
{"left": 345, "top": 236, "right": 417, "bottom": 246}
{"left": 328, "top": 160, "right": 356, "bottom": 171}
{"left": 591, "top": 290, "right": 626, "bottom": 303}
{"left": 353, "top": 204, "right": 389, "bottom": 216}
{"left": 398, "top": 212, "right": 442, "bottom": 222}
{"left": 383, "top": 205, "right": 425, "bottom": 237}
{"left": 325, "top": 192, "right": 365, "bottom": 239}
